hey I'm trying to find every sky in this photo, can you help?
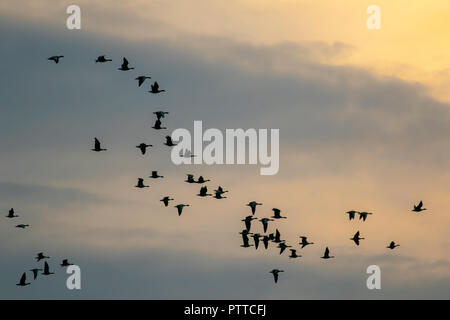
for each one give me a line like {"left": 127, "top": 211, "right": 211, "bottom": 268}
{"left": 0, "top": 1, "right": 449, "bottom": 299}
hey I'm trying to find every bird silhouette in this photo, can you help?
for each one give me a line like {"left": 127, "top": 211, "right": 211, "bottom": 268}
{"left": 242, "top": 215, "right": 257, "bottom": 232}
{"left": 48, "top": 55, "right": 64, "bottom": 64}
{"left": 197, "top": 186, "right": 211, "bottom": 197}
{"left": 91, "top": 138, "right": 107, "bottom": 152}
{"left": 153, "top": 111, "right": 169, "bottom": 120}
{"left": 299, "top": 236, "right": 314, "bottom": 248}
{"left": 36, "top": 252, "right": 50, "bottom": 262}
{"left": 30, "top": 268, "right": 42, "bottom": 280}
{"left": 358, "top": 211, "right": 372, "bottom": 221}
{"left": 15, "top": 224, "right": 29, "bottom": 229}
{"left": 118, "top": 57, "right": 134, "bottom": 71}
{"left": 289, "top": 249, "right": 302, "bottom": 259}
{"left": 42, "top": 262, "right": 54, "bottom": 275}
{"left": 246, "top": 201, "right": 262, "bottom": 215}
{"left": 262, "top": 235, "right": 270, "bottom": 249}
{"left": 196, "top": 176, "right": 210, "bottom": 184}
{"left": 271, "top": 208, "right": 287, "bottom": 219}
{"left": 149, "top": 81, "right": 165, "bottom": 94}
{"left": 6, "top": 208, "right": 18, "bottom": 218}
{"left": 259, "top": 218, "right": 274, "bottom": 233}
{"left": 135, "top": 178, "right": 149, "bottom": 188}
{"left": 175, "top": 204, "right": 189, "bottom": 216}
{"left": 95, "top": 55, "right": 112, "bottom": 63}
{"left": 213, "top": 186, "right": 228, "bottom": 199}
{"left": 164, "top": 136, "right": 177, "bottom": 147}
{"left": 278, "top": 242, "right": 292, "bottom": 255}
{"left": 149, "top": 171, "right": 164, "bottom": 179}
{"left": 269, "top": 269, "right": 284, "bottom": 283}
{"left": 60, "top": 259, "right": 74, "bottom": 267}
{"left": 185, "top": 174, "right": 196, "bottom": 183}
{"left": 135, "top": 76, "right": 151, "bottom": 87}
{"left": 321, "top": 247, "right": 335, "bottom": 259}
{"left": 240, "top": 231, "right": 253, "bottom": 248}
{"left": 412, "top": 201, "right": 427, "bottom": 212}
{"left": 16, "top": 272, "right": 30, "bottom": 286}
{"left": 252, "top": 233, "right": 261, "bottom": 249}
{"left": 152, "top": 119, "right": 166, "bottom": 130}
{"left": 387, "top": 241, "right": 400, "bottom": 250}
{"left": 160, "top": 196, "right": 174, "bottom": 207}
{"left": 272, "top": 229, "right": 283, "bottom": 243}
{"left": 346, "top": 210, "right": 358, "bottom": 220}
{"left": 350, "top": 231, "right": 364, "bottom": 246}
{"left": 136, "top": 143, "right": 153, "bottom": 155}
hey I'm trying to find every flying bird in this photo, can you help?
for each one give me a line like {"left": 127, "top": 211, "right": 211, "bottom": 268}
{"left": 149, "top": 81, "right": 166, "bottom": 94}
{"left": 15, "top": 224, "right": 29, "bottom": 229}
{"left": 262, "top": 235, "right": 270, "bottom": 249}
{"left": 174, "top": 204, "right": 189, "bottom": 216}
{"left": 350, "top": 231, "right": 365, "bottom": 246}
{"left": 16, "top": 273, "right": 30, "bottom": 286}
{"left": 35, "top": 252, "right": 50, "bottom": 262}
{"left": 135, "top": 178, "right": 149, "bottom": 188}
{"left": 185, "top": 174, "right": 196, "bottom": 183}
{"left": 358, "top": 211, "right": 372, "bottom": 221}
{"left": 153, "top": 111, "right": 169, "bottom": 120}
{"left": 197, "top": 186, "right": 211, "bottom": 197}
{"left": 118, "top": 57, "right": 134, "bottom": 71}
{"left": 412, "top": 201, "right": 427, "bottom": 212}
{"left": 48, "top": 55, "right": 64, "bottom": 64}
{"left": 196, "top": 176, "right": 210, "bottom": 184}
{"left": 135, "top": 76, "right": 151, "bottom": 87}
{"left": 278, "top": 242, "right": 292, "bottom": 255}
{"left": 152, "top": 119, "right": 166, "bottom": 130}
{"left": 6, "top": 208, "right": 18, "bottom": 218}
{"left": 299, "top": 236, "right": 314, "bottom": 248}
{"left": 246, "top": 201, "right": 262, "bottom": 215}
{"left": 160, "top": 196, "right": 174, "bottom": 207}
{"left": 289, "top": 249, "right": 302, "bottom": 259}
{"left": 242, "top": 215, "right": 257, "bottom": 232}
{"left": 42, "top": 262, "right": 54, "bottom": 276}
{"left": 387, "top": 241, "right": 400, "bottom": 250}
{"left": 346, "top": 210, "right": 358, "bottom": 220}
{"left": 91, "top": 138, "right": 107, "bottom": 152}
{"left": 60, "top": 259, "right": 74, "bottom": 267}
{"left": 259, "top": 218, "right": 274, "bottom": 233}
{"left": 95, "top": 55, "right": 112, "bottom": 63}
{"left": 271, "top": 208, "right": 287, "bottom": 219}
{"left": 321, "top": 247, "right": 335, "bottom": 259}
{"left": 272, "top": 229, "right": 283, "bottom": 243}
{"left": 164, "top": 136, "right": 177, "bottom": 147}
{"left": 269, "top": 269, "right": 284, "bottom": 283}
{"left": 240, "top": 231, "right": 253, "bottom": 248}
{"left": 252, "top": 233, "right": 261, "bottom": 249}
{"left": 136, "top": 143, "right": 153, "bottom": 155}
{"left": 149, "top": 171, "right": 164, "bottom": 179}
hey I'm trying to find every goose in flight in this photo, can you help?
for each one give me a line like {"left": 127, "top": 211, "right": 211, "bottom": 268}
{"left": 16, "top": 273, "right": 30, "bottom": 286}
{"left": 42, "top": 262, "right": 54, "bottom": 276}
{"left": 321, "top": 247, "right": 335, "bottom": 259}
{"left": 246, "top": 201, "right": 262, "bottom": 215}
{"left": 6, "top": 208, "right": 18, "bottom": 218}
{"left": 214, "top": 186, "right": 228, "bottom": 195}
{"left": 350, "top": 231, "right": 364, "bottom": 246}
{"left": 272, "top": 229, "right": 283, "bottom": 243}
{"left": 95, "top": 55, "right": 112, "bottom": 63}
{"left": 346, "top": 210, "right": 358, "bottom": 220}
{"left": 149, "top": 171, "right": 164, "bottom": 179}
{"left": 152, "top": 119, "right": 166, "bottom": 130}
{"left": 175, "top": 204, "right": 189, "bottom": 216}
{"left": 242, "top": 215, "right": 258, "bottom": 232}
{"left": 16, "top": 224, "right": 29, "bottom": 229}
{"left": 196, "top": 176, "right": 210, "bottom": 184}
{"left": 252, "top": 233, "right": 261, "bottom": 249}
{"left": 262, "top": 235, "right": 270, "bottom": 249}
{"left": 412, "top": 201, "right": 427, "bottom": 212}
{"left": 136, "top": 143, "right": 153, "bottom": 155}
{"left": 240, "top": 232, "right": 253, "bottom": 248}
{"left": 164, "top": 136, "right": 177, "bottom": 147}
{"left": 91, "top": 138, "right": 107, "bottom": 152}
{"left": 387, "top": 241, "right": 400, "bottom": 250}
{"left": 36, "top": 252, "right": 50, "bottom": 262}
{"left": 185, "top": 174, "right": 196, "bottom": 183}
{"left": 135, "top": 76, "right": 151, "bottom": 87}
{"left": 269, "top": 269, "right": 284, "bottom": 283}
{"left": 259, "top": 218, "right": 274, "bottom": 233}
{"left": 358, "top": 211, "right": 372, "bottom": 222}
{"left": 271, "top": 208, "right": 287, "bottom": 219}
{"left": 48, "top": 55, "right": 64, "bottom": 64}
{"left": 149, "top": 81, "right": 166, "bottom": 94}
{"left": 118, "top": 57, "right": 134, "bottom": 71}
{"left": 213, "top": 190, "right": 227, "bottom": 199}
{"left": 135, "top": 178, "right": 149, "bottom": 188}
{"left": 160, "top": 196, "right": 174, "bottom": 207}
{"left": 278, "top": 242, "right": 292, "bottom": 255}
{"left": 299, "top": 236, "right": 314, "bottom": 248}
{"left": 197, "top": 186, "right": 211, "bottom": 197}
{"left": 153, "top": 111, "right": 169, "bottom": 120}
{"left": 60, "top": 259, "right": 74, "bottom": 267}
{"left": 30, "top": 268, "right": 42, "bottom": 280}
{"left": 289, "top": 249, "right": 302, "bottom": 259}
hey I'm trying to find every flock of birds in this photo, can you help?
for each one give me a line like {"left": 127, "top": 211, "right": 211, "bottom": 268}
{"left": 7, "top": 54, "right": 429, "bottom": 287}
